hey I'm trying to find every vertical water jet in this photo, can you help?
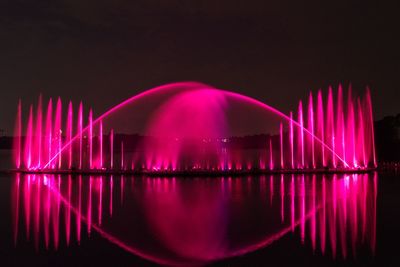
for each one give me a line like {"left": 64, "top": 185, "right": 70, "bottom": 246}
{"left": 298, "top": 101, "right": 304, "bottom": 168}
{"left": 89, "top": 109, "right": 93, "bottom": 169}
{"left": 24, "top": 105, "right": 33, "bottom": 169}
{"left": 327, "top": 87, "right": 336, "bottom": 168}
{"left": 14, "top": 99, "right": 22, "bottom": 169}
{"left": 78, "top": 102, "right": 83, "bottom": 170}
{"left": 308, "top": 92, "right": 315, "bottom": 169}
{"left": 269, "top": 139, "right": 273, "bottom": 170}
{"left": 54, "top": 98, "right": 62, "bottom": 169}
{"left": 290, "top": 112, "right": 294, "bottom": 169}
{"left": 336, "top": 85, "right": 345, "bottom": 167}
{"left": 99, "top": 120, "right": 103, "bottom": 169}
{"left": 365, "top": 88, "right": 377, "bottom": 167}
{"left": 357, "top": 98, "right": 366, "bottom": 167}
{"left": 45, "top": 99, "right": 53, "bottom": 169}
{"left": 67, "top": 101, "right": 73, "bottom": 169}
{"left": 34, "top": 95, "right": 43, "bottom": 168}
{"left": 110, "top": 129, "right": 114, "bottom": 169}
{"left": 317, "top": 90, "right": 325, "bottom": 167}
{"left": 280, "top": 123, "right": 284, "bottom": 169}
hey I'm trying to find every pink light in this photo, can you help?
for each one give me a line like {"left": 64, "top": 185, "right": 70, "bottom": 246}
{"left": 66, "top": 175, "right": 72, "bottom": 246}
{"left": 336, "top": 85, "right": 345, "bottom": 167}
{"left": 34, "top": 175, "right": 40, "bottom": 250}
{"left": 45, "top": 99, "right": 53, "bottom": 169}
{"left": 269, "top": 138, "right": 273, "bottom": 170}
{"left": 327, "top": 87, "right": 337, "bottom": 168}
{"left": 120, "top": 175, "right": 124, "bottom": 204}
{"left": 55, "top": 98, "right": 62, "bottom": 169}
{"left": 24, "top": 105, "right": 33, "bottom": 169}
{"left": 308, "top": 92, "right": 315, "bottom": 169}
{"left": 87, "top": 176, "right": 92, "bottom": 235}
{"left": 89, "top": 109, "right": 93, "bottom": 169}
{"left": 110, "top": 175, "right": 113, "bottom": 217}
{"left": 98, "top": 177, "right": 103, "bottom": 226}
{"left": 17, "top": 82, "right": 378, "bottom": 172}
{"left": 317, "top": 90, "right": 326, "bottom": 167}
{"left": 44, "top": 175, "right": 50, "bottom": 249}
{"left": 52, "top": 176, "right": 61, "bottom": 250}
{"left": 40, "top": 82, "right": 353, "bottom": 170}
{"left": 372, "top": 172, "right": 377, "bottom": 254}
{"left": 78, "top": 102, "right": 83, "bottom": 170}
{"left": 269, "top": 175, "right": 274, "bottom": 205}
{"left": 300, "top": 174, "right": 305, "bottom": 243}
{"left": 280, "top": 123, "right": 284, "bottom": 169}
{"left": 110, "top": 129, "right": 114, "bottom": 169}
{"left": 77, "top": 175, "right": 82, "bottom": 244}
{"left": 67, "top": 101, "right": 73, "bottom": 169}
{"left": 366, "top": 88, "right": 377, "bottom": 167}
{"left": 330, "top": 174, "right": 337, "bottom": 258}
{"left": 34, "top": 95, "right": 42, "bottom": 168}
{"left": 311, "top": 175, "right": 316, "bottom": 251}
{"left": 347, "top": 88, "right": 356, "bottom": 167}
{"left": 14, "top": 99, "right": 22, "bottom": 169}
{"left": 320, "top": 176, "right": 326, "bottom": 254}
{"left": 291, "top": 174, "right": 295, "bottom": 232}
{"left": 289, "top": 111, "right": 294, "bottom": 169}
{"left": 99, "top": 120, "right": 103, "bottom": 169}
{"left": 280, "top": 174, "right": 284, "bottom": 222}
{"left": 14, "top": 83, "right": 376, "bottom": 173}
{"left": 357, "top": 98, "right": 366, "bottom": 167}
{"left": 12, "top": 174, "right": 20, "bottom": 245}
{"left": 24, "top": 175, "right": 31, "bottom": 239}
{"left": 121, "top": 141, "right": 124, "bottom": 170}
{"left": 12, "top": 172, "right": 378, "bottom": 265}
{"left": 298, "top": 101, "right": 304, "bottom": 168}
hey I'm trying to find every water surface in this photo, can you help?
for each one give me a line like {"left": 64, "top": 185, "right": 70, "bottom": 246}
{"left": 1, "top": 171, "right": 399, "bottom": 266}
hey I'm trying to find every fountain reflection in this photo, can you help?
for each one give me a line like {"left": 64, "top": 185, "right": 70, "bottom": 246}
{"left": 11, "top": 173, "right": 377, "bottom": 265}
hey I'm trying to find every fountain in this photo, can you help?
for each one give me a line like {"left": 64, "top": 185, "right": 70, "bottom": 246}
{"left": 12, "top": 82, "right": 377, "bottom": 173}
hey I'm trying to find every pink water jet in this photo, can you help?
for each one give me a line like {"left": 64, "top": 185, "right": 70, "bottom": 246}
{"left": 99, "top": 120, "right": 103, "bottom": 169}
{"left": 121, "top": 141, "right": 124, "bottom": 170}
{"left": 89, "top": 109, "right": 93, "bottom": 169}
{"left": 317, "top": 90, "right": 326, "bottom": 167}
{"left": 290, "top": 111, "right": 294, "bottom": 169}
{"left": 67, "top": 101, "right": 73, "bottom": 169}
{"left": 269, "top": 138, "right": 274, "bottom": 170}
{"left": 34, "top": 95, "right": 43, "bottom": 168}
{"left": 24, "top": 105, "right": 33, "bottom": 169}
{"left": 336, "top": 85, "right": 345, "bottom": 166}
{"left": 308, "top": 92, "right": 315, "bottom": 169}
{"left": 110, "top": 129, "right": 114, "bottom": 169}
{"left": 327, "top": 87, "right": 337, "bottom": 168}
{"left": 45, "top": 99, "right": 53, "bottom": 169}
{"left": 298, "top": 101, "right": 305, "bottom": 168}
{"left": 14, "top": 99, "right": 22, "bottom": 169}
{"left": 78, "top": 102, "right": 83, "bottom": 170}
{"left": 280, "top": 123, "right": 284, "bottom": 169}
{"left": 54, "top": 98, "right": 62, "bottom": 169}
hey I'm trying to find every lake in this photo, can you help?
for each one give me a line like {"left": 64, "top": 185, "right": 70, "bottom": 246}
{"left": 0, "top": 171, "right": 399, "bottom": 266}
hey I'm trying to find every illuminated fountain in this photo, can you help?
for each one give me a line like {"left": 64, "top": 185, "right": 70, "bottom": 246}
{"left": 13, "top": 82, "right": 377, "bottom": 173}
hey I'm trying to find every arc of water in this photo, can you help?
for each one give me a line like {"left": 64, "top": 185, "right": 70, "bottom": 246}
{"left": 42, "top": 82, "right": 350, "bottom": 169}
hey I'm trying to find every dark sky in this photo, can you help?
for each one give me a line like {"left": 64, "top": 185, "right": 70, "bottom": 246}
{"left": 0, "top": 0, "right": 399, "bottom": 134}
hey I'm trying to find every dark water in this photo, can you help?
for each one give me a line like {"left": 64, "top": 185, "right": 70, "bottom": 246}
{"left": 0, "top": 171, "right": 399, "bottom": 266}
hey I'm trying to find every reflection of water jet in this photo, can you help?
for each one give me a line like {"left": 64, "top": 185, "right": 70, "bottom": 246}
{"left": 12, "top": 173, "right": 378, "bottom": 265}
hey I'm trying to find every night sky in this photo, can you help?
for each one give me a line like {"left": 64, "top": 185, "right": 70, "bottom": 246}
{"left": 0, "top": 0, "right": 399, "bottom": 134}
